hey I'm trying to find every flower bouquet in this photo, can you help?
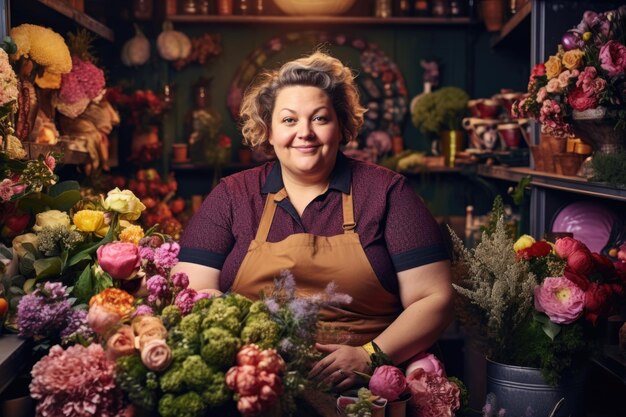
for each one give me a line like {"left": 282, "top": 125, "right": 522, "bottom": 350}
{"left": 450, "top": 199, "right": 626, "bottom": 385}
{"left": 411, "top": 86, "right": 470, "bottom": 138}
{"left": 514, "top": 6, "right": 626, "bottom": 140}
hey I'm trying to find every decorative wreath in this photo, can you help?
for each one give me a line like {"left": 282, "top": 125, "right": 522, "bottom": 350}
{"left": 226, "top": 31, "right": 408, "bottom": 146}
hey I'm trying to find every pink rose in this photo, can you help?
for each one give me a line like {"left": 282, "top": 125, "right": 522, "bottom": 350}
{"left": 405, "top": 352, "right": 445, "bottom": 377}
{"left": 618, "top": 243, "right": 626, "bottom": 262}
{"left": 87, "top": 304, "right": 123, "bottom": 336}
{"left": 534, "top": 277, "right": 585, "bottom": 324}
{"left": 600, "top": 40, "right": 626, "bottom": 77}
{"left": 554, "top": 237, "right": 584, "bottom": 259}
{"left": 567, "top": 248, "right": 594, "bottom": 275}
{"left": 567, "top": 86, "right": 598, "bottom": 111}
{"left": 97, "top": 242, "right": 140, "bottom": 280}
{"left": 106, "top": 325, "right": 135, "bottom": 360}
{"left": 369, "top": 365, "right": 407, "bottom": 401}
{"left": 140, "top": 339, "right": 172, "bottom": 372}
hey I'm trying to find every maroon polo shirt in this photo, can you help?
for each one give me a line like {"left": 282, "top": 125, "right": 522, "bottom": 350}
{"left": 179, "top": 152, "right": 449, "bottom": 294}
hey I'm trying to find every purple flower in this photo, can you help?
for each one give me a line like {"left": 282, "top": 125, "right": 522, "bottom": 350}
{"left": 139, "top": 246, "right": 155, "bottom": 263}
{"left": 264, "top": 298, "right": 280, "bottom": 314}
{"left": 17, "top": 283, "right": 73, "bottom": 339}
{"left": 133, "top": 304, "right": 154, "bottom": 317}
{"left": 171, "top": 271, "right": 189, "bottom": 289}
{"left": 146, "top": 274, "right": 170, "bottom": 300}
{"left": 175, "top": 288, "right": 198, "bottom": 314}
{"left": 60, "top": 309, "right": 95, "bottom": 345}
{"left": 154, "top": 242, "right": 180, "bottom": 270}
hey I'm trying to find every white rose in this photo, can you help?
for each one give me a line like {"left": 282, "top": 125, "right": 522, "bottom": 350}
{"left": 32, "top": 210, "right": 71, "bottom": 232}
{"left": 103, "top": 188, "right": 146, "bottom": 221}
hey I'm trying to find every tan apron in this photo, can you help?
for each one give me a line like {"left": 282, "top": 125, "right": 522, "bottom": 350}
{"left": 231, "top": 187, "right": 402, "bottom": 346}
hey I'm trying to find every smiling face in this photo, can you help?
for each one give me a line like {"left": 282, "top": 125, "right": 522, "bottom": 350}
{"left": 269, "top": 85, "right": 342, "bottom": 184}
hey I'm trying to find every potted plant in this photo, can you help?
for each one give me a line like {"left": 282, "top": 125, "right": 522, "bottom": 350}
{"left": 410, "top": 86, "right": 469, "bottom": 166}
{"left": 449, "top": 197, "right": 626, "bottom": 416}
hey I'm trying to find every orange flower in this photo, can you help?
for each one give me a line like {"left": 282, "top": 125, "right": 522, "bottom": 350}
{"left": 119, "top": 224, "right": 145, "bottom": 245}
{"left": 89, "top": 288, "right": 135, "bottom": 317}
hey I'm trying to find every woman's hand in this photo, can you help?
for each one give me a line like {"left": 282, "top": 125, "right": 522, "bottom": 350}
{"left": 308, "top": 343, "right": 371, "bottom": 392}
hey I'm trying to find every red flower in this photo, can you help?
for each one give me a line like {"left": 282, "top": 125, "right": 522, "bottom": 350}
{"left": 591, "top": 253, "right": 616, "bottom": 278}
{"left": 583, "top": 283, "right": 613, "bottom": 324}
{"left": 567, "top": 86, "right": 598, "bottom": 111}
{"left": 568, "top": 248, "right": 595, "bottom": 275}
{"left": 531, "top": 63, "right": 546, "bottom": 79}
{"left": 564, "top": 267, "right": 591, "bottom": 291}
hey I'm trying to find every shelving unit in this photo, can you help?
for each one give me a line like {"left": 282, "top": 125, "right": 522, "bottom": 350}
{"left": 35, "top": 0, "right": 114, "bottom": 41}
{"left": 0, "top": 335, "right": 31, "bottom": 395}
{"left": 168, "top": 14, "right": 473, "bottom": 26}
{"left": 490, "top": 0, "right": 532, "bottom": 48}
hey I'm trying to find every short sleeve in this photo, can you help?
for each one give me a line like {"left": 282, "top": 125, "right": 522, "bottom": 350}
{"left": 178, "top": 180, "right": 235, "bottom": 269}
{"left": 384, "top": 176, "right": 449, "bottom": 272}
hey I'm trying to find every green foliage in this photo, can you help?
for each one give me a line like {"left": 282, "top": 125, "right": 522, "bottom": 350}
{"left": 480, "top": 195, "right": 507, "bottom": 237}
{"left": 115, "top": 355, "right": 158, "bottom": 410}
{"left": 411, "top": 86, "right": 470, "bottom": 136}
{"left": 200, "top": 327, "right": 241, "bottom": 368}
{"left": 158, "top": 392, "right": 206, "bottom": 417}
{"left": 591, "top": 150, "right": 626, "bottom": 187}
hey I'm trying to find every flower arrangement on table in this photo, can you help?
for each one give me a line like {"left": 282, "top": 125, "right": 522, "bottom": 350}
{"left": 513, "top": 6, "right": 626, "bottom": 138}
{"left": 450, "top": 198, "right": 626, "bottom": 385}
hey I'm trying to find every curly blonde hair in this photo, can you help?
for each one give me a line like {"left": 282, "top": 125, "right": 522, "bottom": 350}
{"left": 239, "top": 51, "right": 366, "bottom": 153}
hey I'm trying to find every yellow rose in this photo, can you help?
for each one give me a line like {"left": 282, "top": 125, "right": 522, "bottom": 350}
{"left": 561, "top": 49, "right": 585, "bottom": 70}
{"left": 32, "top": 210, "right": 71, "bottom": 232}
{"left": 103, "top": 188, "right": 146, "bottom": 221}
{"left": 11, "top": 233, "right": 39, "bottom": 258}
{"left": 119, "top": 225, "right": 145, "bottom": 245}
{"left": 73, "top": 210, "right": 105, "bottom": 233}
{"left": 513, "top": 234, "right": 536, "bottom": 252}
{"left": 544, "top": 55, "right": 563, "bottom": 79}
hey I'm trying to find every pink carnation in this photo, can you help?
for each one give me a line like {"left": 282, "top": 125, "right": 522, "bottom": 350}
{"left": 534, "top": 276, "right": 585, "bottom": 324}
{"left": 30, "top": 344, "right": 123, "bottom": 417}
{"left": 407, "top": 368, "right": 460, "bottom": 417}
{"left": 599, "top": 40, "right": 626, "bottom": 77}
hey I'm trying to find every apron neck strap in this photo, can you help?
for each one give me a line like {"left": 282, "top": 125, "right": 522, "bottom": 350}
{"left": 342, "top": 187, "right": 356, "bottom": 233}
{"left": 255, "top": 187, "right": 356, "bottom": 242}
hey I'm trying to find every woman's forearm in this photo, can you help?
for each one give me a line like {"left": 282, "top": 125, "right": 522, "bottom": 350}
{"left": 172, "top": 261, "right": 221, "bottom": 292}
{"left": 373, "top": 290, "right": 454, "bottom": 365}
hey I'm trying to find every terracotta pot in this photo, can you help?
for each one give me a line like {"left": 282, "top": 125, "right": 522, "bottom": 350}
{"left": 172, "top": 144, "right": 189, "bottom": 162}
{"left": 480, "top": 0, "right": 504, "bottom": 32}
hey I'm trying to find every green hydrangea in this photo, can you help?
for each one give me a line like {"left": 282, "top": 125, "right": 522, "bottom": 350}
{"left": 200, "top": 327, "right": 241, "bottom": 369}
{"left": 178, "top": 313, "right": 202, "bottom": 343}
{"left": 201, "top": 371, "right": 231, "bottom": 407}
{"left": 202, "top": 298, "right": 242, "bottom": 334}
{"left": 241, "top": 312, "right": 279, "bottom": 349}
{"left": 115, "top": 354, "right": 158, "bottom": 410}
{"left": 160, "top": 305, "right": 182, "bottom": 329}
{"left": 223, "top": 292, "right": 252, "bottom": 317}
{"left": 160, "top": 362, "right": 186, "bottom": 393}
{"left": 158, "top": 392, "right": 206, "bottom": 417}
{"left": 190, "top": 297, "right": 213, "bottom": 315}
{"left": 182, "top": 355, "right": 215, "bottom": 391}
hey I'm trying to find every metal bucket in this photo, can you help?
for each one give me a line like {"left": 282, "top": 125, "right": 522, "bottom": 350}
{"left": 486, "top": 359, "right": 586, "bottom": 417}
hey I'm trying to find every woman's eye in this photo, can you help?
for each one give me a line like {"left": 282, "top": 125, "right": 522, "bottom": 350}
{"left": 313, "top": 115, "right": 328, "bottom": 122}
{"left": 282, "top": 117, "right": 296, "bottom": 124}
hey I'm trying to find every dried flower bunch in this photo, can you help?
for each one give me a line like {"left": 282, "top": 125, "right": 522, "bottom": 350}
{"left": 514, "top": 6, "right": 626, "bottom": 136}
{"left": 451, "top": 198, "right": 626, "bottom": 384}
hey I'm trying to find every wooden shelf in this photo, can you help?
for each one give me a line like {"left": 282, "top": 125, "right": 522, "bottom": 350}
{"left": 33, "top": 0, "right": 114, "bottom": 41}
{"left": 476, "top": 164, "right": 626, "bottom": 202}
{"left": 168, "top": 14, "right": 473, "bottom": 26}
{"left": 490, "top": 0, "right": 531, "bottom": 48}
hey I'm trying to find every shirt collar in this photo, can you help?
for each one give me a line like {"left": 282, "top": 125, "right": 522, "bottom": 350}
{"left": 261, "top": 151, "right": 352, "bottom": 194}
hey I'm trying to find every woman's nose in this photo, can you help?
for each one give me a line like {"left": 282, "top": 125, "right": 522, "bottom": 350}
{"left": 297, "top": 123, "right": 315, "bottom": 139}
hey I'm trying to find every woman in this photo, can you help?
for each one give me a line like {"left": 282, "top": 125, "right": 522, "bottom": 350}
{"left": 176, "top": 52, "right": 454, "bottom": 391}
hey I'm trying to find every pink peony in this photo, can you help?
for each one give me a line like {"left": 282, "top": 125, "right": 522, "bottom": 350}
{"left": 599, "top": 40, "right": 626, "bottom": 77}
{"left": 567, "top": 248, "right": 594, "bottom": 275}
{"left": 534, "top": 277, "right": 585, "bottom": 324}
{"left": 140, "top": 339, "right": 172, "bottom": 372}
{"left": 237, "top": 395, "right": 263, "bottom": 417}
{"left": 407, "top": 368, "right": 460, "bottom": 417}
{"left": 369, "top": 365, "right": 407, "bottom": 401}
{"left": 554, "top": 237, "right": 584, "bottom": 259}
{"left": 256, "top": 349, "right": 285, "bottom": 374}
{"left": 405, "top": 352, "right": 445, "bottom": 378}
{"left": 87, "top": 304, "right": 123, "bottom": 336}
{"left": 30, "top": 344, "right": 123, "bottom": 417}
{"left": 97, "top": 242, "right": 140, "bottom": 280}
{"left": 105, "top": 325, "right": 135, "bottom": 360}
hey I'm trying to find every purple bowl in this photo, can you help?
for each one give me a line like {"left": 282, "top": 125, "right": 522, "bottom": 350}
{"left": 551, "top": 201, "right": 619, "bottom": 253}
